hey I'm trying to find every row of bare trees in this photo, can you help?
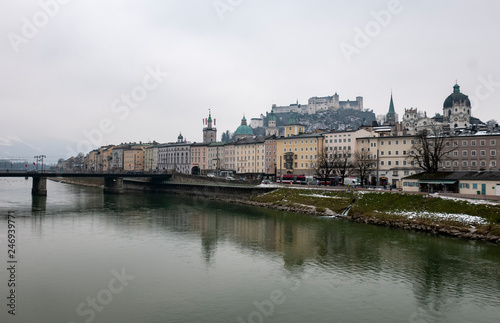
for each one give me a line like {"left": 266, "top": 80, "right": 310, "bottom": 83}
{"left": 311, "top": 150, "right": 377, "bottom": 186}
{"left": 312, "top": 124, "right": 464, "bottom": 186}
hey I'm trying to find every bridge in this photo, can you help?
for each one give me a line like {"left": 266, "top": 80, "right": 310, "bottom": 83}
{"left": 0, "top": 172, "right": 172, "bottom": 195}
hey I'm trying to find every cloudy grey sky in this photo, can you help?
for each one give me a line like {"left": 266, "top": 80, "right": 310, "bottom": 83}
{"left": 1, "top": 0, "right": 500, "bottom": 161}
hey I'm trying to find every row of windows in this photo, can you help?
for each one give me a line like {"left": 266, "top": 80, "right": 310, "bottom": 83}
{"left": 380, "top": 160, "right": 414, "bottom": 166}
{"left": 283, "top": 139, "right": 318, "bottom": 144}
{"left": 450, "top": 140, "right": 496, "bottom": 147}
{"left": 284, "top": 147, "right": 318, "bottom": 152}
{"left": 326, "top": 138, "right": 351, "bottom": 143}
{"left": 447, "top": 150, "right": 497, "bottom": 157}
{"left": 443, "top": 160, "right": 496, "bottom": 167}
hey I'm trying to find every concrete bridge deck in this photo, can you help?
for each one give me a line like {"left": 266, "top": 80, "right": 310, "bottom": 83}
{"left": 0, "top": 172, "right": 172, "bottom": 195}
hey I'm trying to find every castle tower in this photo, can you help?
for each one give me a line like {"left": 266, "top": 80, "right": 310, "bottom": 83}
{"left": 203, "top": 110, "right": 217, "bottom": 143}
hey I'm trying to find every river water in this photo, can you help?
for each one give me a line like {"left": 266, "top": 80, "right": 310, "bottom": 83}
{"left": 0, "top": 178, "right": 499, "bottom": 323}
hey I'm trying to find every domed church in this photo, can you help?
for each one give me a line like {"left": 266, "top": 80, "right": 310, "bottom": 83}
{"left": 234, "top": 115, "right": 254, "bottom": 140}
{"left": 443, "top": 83, "right": 471, "bottom": 129}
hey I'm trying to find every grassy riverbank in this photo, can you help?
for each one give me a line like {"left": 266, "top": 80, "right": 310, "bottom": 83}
{"left": 251, "top": 188, "right": 500, "bottom": 241}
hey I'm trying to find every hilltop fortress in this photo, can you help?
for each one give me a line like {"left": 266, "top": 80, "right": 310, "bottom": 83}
{"left": 271, "top": 92, "right": 363, "bottom": 115}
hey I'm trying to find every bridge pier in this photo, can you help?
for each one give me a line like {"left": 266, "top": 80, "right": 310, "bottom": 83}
{"left": 32, "top": 177, "right": 47, "bottom": 196}
{"left": 103, "top": 177, "right": 124, "bottom": 194}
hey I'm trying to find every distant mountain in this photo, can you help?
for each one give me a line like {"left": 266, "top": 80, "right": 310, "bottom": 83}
{"left": 0, "top": 136, "right": 80, "bottom": 164}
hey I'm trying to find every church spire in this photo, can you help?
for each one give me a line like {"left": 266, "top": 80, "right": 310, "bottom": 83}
{"left": 388, "top": 92, "right": 395, "bottom": 114}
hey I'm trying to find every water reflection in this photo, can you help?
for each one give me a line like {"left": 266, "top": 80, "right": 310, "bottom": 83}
{"left": 1, "top": 179, "right": 500, "bottom": 322}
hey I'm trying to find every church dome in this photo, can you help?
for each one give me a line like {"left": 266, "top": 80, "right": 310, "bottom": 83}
{"left": 443, "top": 84, "right": 471, "bottom": 108}
{"left": 235, "top": 115, "right": 254, "bottom": 136}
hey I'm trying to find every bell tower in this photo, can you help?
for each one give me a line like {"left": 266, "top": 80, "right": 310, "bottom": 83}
{"left": 203, "top": 110, "right": 217, "bottom": 143}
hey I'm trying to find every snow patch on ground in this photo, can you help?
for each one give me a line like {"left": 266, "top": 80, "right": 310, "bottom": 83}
{"left": 298, "top": 193, "right": 342, "bottom": 199}
{"left": 393, "top": 211, "right": 488, "bottom": 225}
{"left": 428, "top": 194, "right": 499, "bottom": 205}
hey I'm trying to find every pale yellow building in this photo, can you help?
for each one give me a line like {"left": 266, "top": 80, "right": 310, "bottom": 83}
{"left": 235, "top": 136, "right": 267, "bottom": 174}
{"left": 276, "top": 133, "right": 324, "bottom": 176}
{"left": 123, "top": 144, "right": 149, "bottom": 171}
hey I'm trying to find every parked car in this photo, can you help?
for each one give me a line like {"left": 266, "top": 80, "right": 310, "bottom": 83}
{"left": 207, "top": 173, "right": 215, "bottom": 178}
{"left": 261, "top": 179, "right": 271, "bottom": 184}
{"left": 226, "top": 176, "right": 235, "bottom": 180}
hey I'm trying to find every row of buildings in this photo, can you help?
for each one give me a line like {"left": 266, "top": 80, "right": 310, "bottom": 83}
{"left": 72, "top": 84, "right": 499, "bottom": 191}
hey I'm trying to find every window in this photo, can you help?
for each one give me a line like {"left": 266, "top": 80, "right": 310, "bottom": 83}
{"left": 462, "top": 150, "right": 468, "bottom": 157}
{"left": 480, "top": 150, "right": 486, "bottom": 156}
{"left": 388, "top": 151, "right": 392, "bottom": 155}
{"left": 453, "top": 161, "right": 458, "bottom": 167}
{"left": 395, "top": 161, "right": 399, "bottom": 166}
{"left": 395, "top": 151, "right": 399, "bottom": 155}
{"left": 491, "top": 160, "right": 496, "bottom": 167}
{"left": 471, "top": 140, "right": 476, "bottom": 146}
{"left": 462, "top": 141, "right": 467, "bottom": 146}
{"left": 381, "top": 161, "right": 384, "bottom": 166}
{"left": 453, "top": 141, "right": 458, "bottom": 146}
{"left": 381, "top": 151, "right": 384, "bottom": 156}
{"left": 481, "top": 161, "right": 486, "bottom": 167}
{"left": 403, "top": 140, "right": 407, "bottom": 145}
{"left": 491, "top": 150, "right": 496, "bottom": 156}
{"left": 480, "top": 140, "right": 485, "bottom": 146}
{"left": 388, "top": 161, "right": 392, "bottom": 166}
{"left": 471, "top": 161, "right": 477, "bottom": 167}
{"left": 453, "top": 151, "right": 458, "bottom": 157}
{"left": 473, "top": 183, "right": 478, "bottom": 189}
{"left": 381, "top": 141, "right": 384, "bottom": 145}
{"left": 388, "top": 141, "right": 392, "bottom": 145}
{"left": 471, "top": 150, "right": 476, "bottom": 156}
{"left": 491, "top": 140, "right": 496, "bottom": 145}
{"left": 462, "top": 161, "right": 468, "bottom": 167}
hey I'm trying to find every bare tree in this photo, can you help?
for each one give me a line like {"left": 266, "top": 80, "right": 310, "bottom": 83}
{"left": 352, "top": 151, "right": 376, "bottom": 186}
{"left": 408, "top": 125, "right": 454, "bottom": 173}
{"left": 332, "top": 152, "right": 353, "bottom": 183}
{"left": 310, "top": 149, "right": 337, "bottom": 183}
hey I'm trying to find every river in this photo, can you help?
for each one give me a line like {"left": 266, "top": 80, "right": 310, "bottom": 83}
{"left": 0, "top": 178, "right": 499, "bottom": 323}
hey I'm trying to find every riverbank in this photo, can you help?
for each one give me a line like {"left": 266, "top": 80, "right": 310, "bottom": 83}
{"left": 50, "top": 178, "right": 500, "bottom": 244}
{"left": 244, "top": 188, "right": 500, "bottom": 244}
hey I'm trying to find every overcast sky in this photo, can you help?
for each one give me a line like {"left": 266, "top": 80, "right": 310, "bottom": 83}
{"left": 1, "top": 0, "right": 500, "bottom": 161}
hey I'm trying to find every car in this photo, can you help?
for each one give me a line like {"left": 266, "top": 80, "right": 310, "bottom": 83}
{"left": 207, "top": 173, "right": 215, "bottom": 178}
{"left": 226, "top": 176, "right": 235, "bottom": 180}
{"left": 261, "top": 179, "right": 271, "bottom": 184}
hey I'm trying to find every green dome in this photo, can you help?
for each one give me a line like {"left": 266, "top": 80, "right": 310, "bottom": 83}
{"left": 235, "top": 114, "right": 253, "bottom": 136}
{"left": 235, "top": 125, "right": 254, "bottom": 135}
